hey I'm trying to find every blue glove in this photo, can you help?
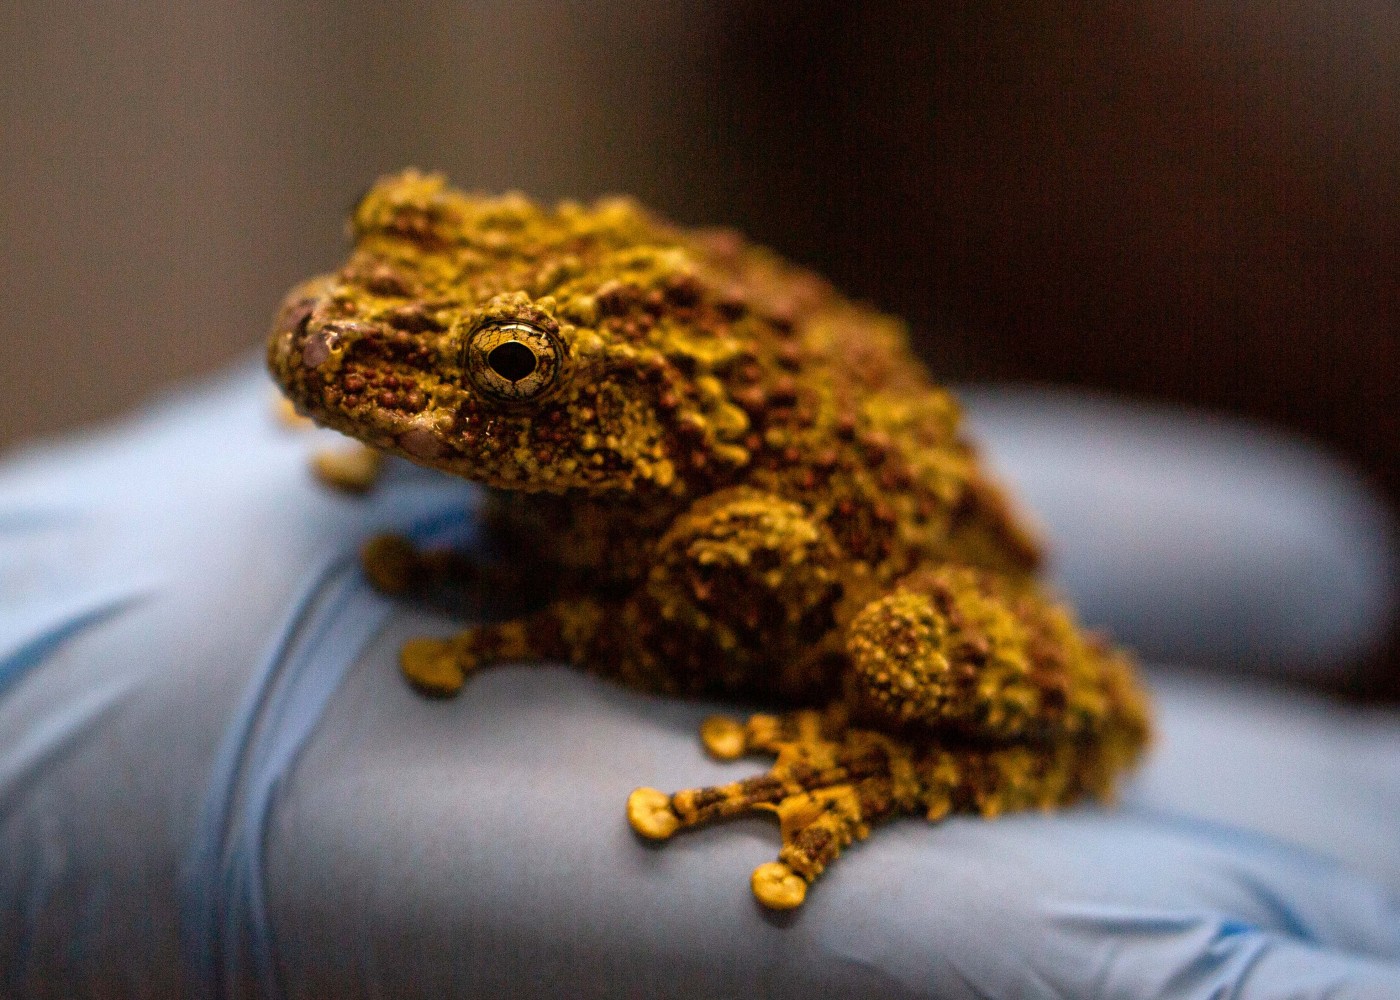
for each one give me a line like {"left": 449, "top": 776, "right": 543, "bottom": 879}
{"left": 2, "top": 364, "right": 1397, "bottom": 999}
{"left": 962, "top": 385, "right": 1398, "bottom": 676}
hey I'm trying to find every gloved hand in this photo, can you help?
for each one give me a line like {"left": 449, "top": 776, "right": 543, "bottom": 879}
{"left": 1, "top": 365, "right": 1396, "bottom": 999}
{"left": 962, "top": 385, "right": 1397, "bottom": 677}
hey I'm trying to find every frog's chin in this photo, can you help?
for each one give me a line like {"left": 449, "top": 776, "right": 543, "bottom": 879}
{"left": 378, "top": 427, "right": 672, "bottom": 496}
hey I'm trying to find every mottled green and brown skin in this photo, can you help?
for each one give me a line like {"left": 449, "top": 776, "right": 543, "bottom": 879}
{"left": 268, "top": 170, "right": 1151, "bottom": 909}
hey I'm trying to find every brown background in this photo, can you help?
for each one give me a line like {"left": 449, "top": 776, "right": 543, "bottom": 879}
{"left": 3, "top": 2, "right": 1397, "bottom": 671}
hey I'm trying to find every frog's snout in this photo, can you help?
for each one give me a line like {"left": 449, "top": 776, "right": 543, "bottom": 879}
{"left": 268, "top": 278, "right": 335, "bottom": 387}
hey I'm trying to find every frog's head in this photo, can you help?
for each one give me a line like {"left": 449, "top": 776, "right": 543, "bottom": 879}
{"left": 269, "top": 170, "right": 838, "bottom": 495}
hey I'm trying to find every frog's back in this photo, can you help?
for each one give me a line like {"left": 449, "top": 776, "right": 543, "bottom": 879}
{"left": 319, "top": 172, "right": 1042, "bottom": 579}
{"left": 656, "top": 211, "right": 1044, "bottom": 582}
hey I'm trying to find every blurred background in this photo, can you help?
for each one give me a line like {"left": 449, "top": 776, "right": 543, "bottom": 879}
{"left": 2, "top": 1, "right": 1396, "bottom": 680}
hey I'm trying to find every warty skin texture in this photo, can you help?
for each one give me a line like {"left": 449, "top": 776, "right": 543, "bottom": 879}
{"left": 268, "top": 170, "right": 1151, "bottom": 909}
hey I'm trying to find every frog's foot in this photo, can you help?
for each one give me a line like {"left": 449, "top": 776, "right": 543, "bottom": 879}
{"left": 273, "top": 395, "right": 315, "bottom": 429}
{"left": 312, "top": 442, "right": 385, "bottom": 493}
{"left": 399, "top": 621, "right": 535, "bottom": 697}
{"left": 628, "top": 708, "right": 1130, "bottom": 909}
{"left": 399, "top": 598, "right": 607, "bottom": 697}
{"left": 270, "top": 392, "right": 386, "bottom": 492}
{"left": 361, "top": 534, "right": 477, "bottom": 596}
{"left": 627, "top": 709, "right": 922, "bottom": 910}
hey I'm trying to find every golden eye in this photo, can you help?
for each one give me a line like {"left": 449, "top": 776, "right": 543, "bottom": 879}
{"left": 462, "top": 318, "right": 565, "bottom": 403}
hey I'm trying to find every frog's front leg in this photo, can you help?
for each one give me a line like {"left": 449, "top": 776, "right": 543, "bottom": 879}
{"left": 273, "top": 393, "right": 388, "bottom": 493}
{"left": 360, "top": 534, "right": 479, "bottom": 596}
{"left": 397, "top": 597, "right": 609, "bottom": 696}
{"left": 312, "top": 443, "right": 385, "bottom": 493}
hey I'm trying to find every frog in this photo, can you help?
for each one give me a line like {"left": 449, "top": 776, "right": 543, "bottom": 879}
{"left": 267, "top": 169, "right": 1152, "bottom": 910}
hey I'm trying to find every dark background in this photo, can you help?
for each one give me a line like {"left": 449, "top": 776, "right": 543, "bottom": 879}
{"left": 3, "top": 2, "right": 1396, "bottom": 674}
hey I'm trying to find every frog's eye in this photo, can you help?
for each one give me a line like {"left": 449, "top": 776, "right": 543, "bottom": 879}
{"left": 462, "top": 318, "right": 566, "bottom": 403}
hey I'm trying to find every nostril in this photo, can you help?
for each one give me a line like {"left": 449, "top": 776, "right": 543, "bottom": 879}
{"left": 487, "top": 341, "right": 537, "bottom": 382}
{"left": 301, "top": 328, "right": 339, "bottom": 369}
{"left": 278, "top": 299, "right": 316, "bottom": 338}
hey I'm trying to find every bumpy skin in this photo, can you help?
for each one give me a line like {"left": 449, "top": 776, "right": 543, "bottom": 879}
{"left": 268, "top": 170, "right": 1152, "bottom": 909}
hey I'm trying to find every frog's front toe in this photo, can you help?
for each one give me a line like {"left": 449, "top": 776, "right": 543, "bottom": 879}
{"left": 399, "top": 637, "right": 467, "bottom": 696}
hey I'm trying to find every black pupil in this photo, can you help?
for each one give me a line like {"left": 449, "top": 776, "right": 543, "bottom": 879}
{"left": 488, "top": 341, "right": 537, "bottom": 382}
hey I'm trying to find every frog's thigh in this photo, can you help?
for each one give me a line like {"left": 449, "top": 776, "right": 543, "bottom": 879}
{"left": 846, "top": 566, "right": 1150, "bottom": 747}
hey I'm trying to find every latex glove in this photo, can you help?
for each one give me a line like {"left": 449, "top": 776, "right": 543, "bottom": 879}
{"left": 1, "top": 365, "right": 1397, "bottom": 999}
{"left": 799, "top": 669, "right": 1400, "bottom": 999}
{"left": 962, "top": 385, "right": 1398, "bottom": 677}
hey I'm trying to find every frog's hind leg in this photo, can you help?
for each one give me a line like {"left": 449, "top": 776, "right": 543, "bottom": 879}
{"left": 628, "top": 709, "right": 1123, "bottom": 909}
{"left": 845, "top": 564, "right": 1151, "bottom": 756}
{"left": 628, "top": 709, "right": 923, "bottom": 909}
